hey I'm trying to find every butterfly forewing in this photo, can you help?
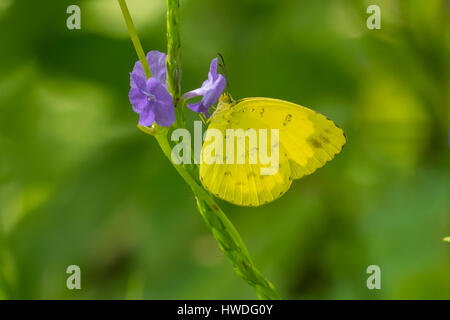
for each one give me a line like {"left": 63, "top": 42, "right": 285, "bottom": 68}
{"left": 199, "top": 97, "right": 346, "bottom": 206}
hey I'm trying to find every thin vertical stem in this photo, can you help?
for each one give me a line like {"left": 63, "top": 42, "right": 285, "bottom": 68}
{"left": 166, "top": 0, "right": 182, "bottom": 101}
{"left": 117, "top": 0, "right": 152, "bottom": 78}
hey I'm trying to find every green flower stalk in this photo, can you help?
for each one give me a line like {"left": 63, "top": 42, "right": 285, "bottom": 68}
{"left": 117, "top": 0, "right": 281, "bottom": 300}
{"left": 166, "top": 0, "right": 182, "bottom": 101}
{"left": 166, "top": 0, "right": 184, "bottom": 129}
{"left": 117, "top": 0, "right": 152, "bottom": 79}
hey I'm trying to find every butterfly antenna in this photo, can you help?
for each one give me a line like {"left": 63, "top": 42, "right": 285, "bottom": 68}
{"left": 217, "top": 52, "right": 232, "bottom": 98}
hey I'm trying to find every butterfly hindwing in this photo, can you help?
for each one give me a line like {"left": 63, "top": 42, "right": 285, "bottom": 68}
{"left": 200, "top": 134, "right": 292, "bottom": 206}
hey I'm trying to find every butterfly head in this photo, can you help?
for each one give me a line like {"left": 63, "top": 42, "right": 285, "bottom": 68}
{"left": 210, "top": 92, "right": 235, "bottom": 119}
{"left": 209, "top": 54, "right": 236, "bottom": 119}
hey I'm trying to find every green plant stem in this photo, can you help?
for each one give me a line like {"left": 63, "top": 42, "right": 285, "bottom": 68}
{"left": 118, "top": 0, "right": 281, "bottom": 300}
{"left": 154, "top": 133, "right": 281, "bottom": 300}
{"left": 166, "top": 0, "right": 184, "bottom": 128}
{"left": 117, "top": 0, "right": 152, "bottom": 78}
{"left": 166, "top": 0, "right": 182, "bottom": 100}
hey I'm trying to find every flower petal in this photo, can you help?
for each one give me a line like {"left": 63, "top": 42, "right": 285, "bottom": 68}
{"left": 130, "top": 61, "right": 147, "bottom": 88}
{"left": 187, "top": 102, "right": 209, "bottom": 117}
{"left": 128, "top": 87, "right": 148, "bottom": 113}
{"left": 154, "top": 100, "right": 176, "bottom": 127}
{"left": 183, "top": 80, "right": 209, "bottom": 100}
{"left": 138, "top": 104, "right": 156, "bottom": 127}
{"left": 202, "top": 75, "right": 226, "bottom": 107}
{"left": 146, "top": 78, "right": 172, "bottom": 104}
{"left": 147, "top": 51, "right": 167, "bottom": 84}
{"left": 145, "top": 78, "right": 175, "bottom": 127}
{"left": 208, "top": 58, "right": 218, "bottom": 81}
{"left": 130, "top": 71, "right": 147, "bottom": 91}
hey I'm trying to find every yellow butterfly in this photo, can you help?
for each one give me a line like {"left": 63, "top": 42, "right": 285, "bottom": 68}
{"left": 199, "top": 94, "right": 346, "bottom": 206}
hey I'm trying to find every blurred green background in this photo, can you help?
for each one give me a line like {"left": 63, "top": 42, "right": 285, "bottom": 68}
{"left": 0, "top": 0, "right": 449, "bottom": 299}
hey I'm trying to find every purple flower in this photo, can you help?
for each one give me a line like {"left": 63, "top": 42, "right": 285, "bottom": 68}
{"left": 184, "top": 58, "right": 226, "bottom": 117}
{"left": 129, "top": 51, "right": 175, "bottom": 127}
